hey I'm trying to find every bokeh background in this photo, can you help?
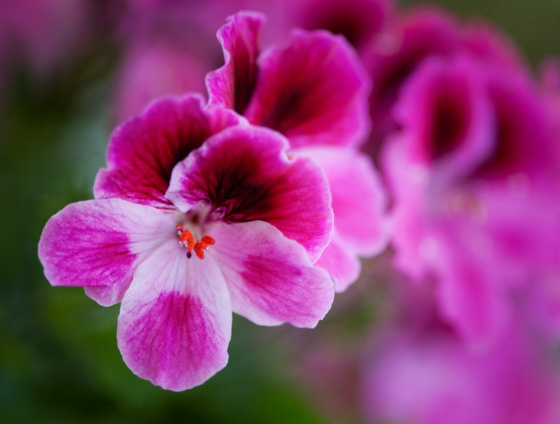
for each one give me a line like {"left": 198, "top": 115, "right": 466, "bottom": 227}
{"left": 1, "top": 0, "right": 559, "bottom": 423}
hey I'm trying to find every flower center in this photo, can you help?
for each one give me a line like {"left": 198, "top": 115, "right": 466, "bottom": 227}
{"left": 176, "top": 224, "right": 215, "bottom": 259}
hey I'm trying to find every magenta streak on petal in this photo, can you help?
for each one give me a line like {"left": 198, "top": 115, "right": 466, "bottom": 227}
{"left": 118, "top": 292, "right": 229, "bottom": 391}
{"left": 117, "top": 241, "right": 231, "bottom": 391}
{"left": 206, "top": 11, "right": 265, "bottom": 114}
{"left": 38, "top": 198, "right": 175, "bottom": 306}
{"left": 166, "top": 126, "right": 333, "bottom": 263}
{"left": 94, "top": 94, "right": 239, "bottom": 208}
{"left": 243, "top": 28, "right": 371, "bottom": 149}
{"left": 209, "top": 220, "right": 334, "bottom": 328}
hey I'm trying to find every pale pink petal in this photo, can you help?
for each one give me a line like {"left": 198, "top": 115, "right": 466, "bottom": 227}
{"left": 117, "top": 240, "right": 231, "bottom": 391}
{"left": 166, "top": 126, "right": 333, "bottom": 262}
{"left": 296, "top": 146, "right": 390, "bottom": 256}
{"left": 244, "top": 29, "right": 371, "bottom": 149}
{"left": 38, "top": 199, "right": 175, "bottom": 306}
{"left": 94, "top": 94, "right": 240, "bottom": 208}
{"left": 206, "top": 11, "right": 264, "bottom": 113}
{"left": 208, "top": 221, "right": 334, "bottom": 328}
{"left": 431, "top": 228, "right": 510, "bottom": 346}
{"left": 314, "top": 236, "right": 361, "bottom": 293}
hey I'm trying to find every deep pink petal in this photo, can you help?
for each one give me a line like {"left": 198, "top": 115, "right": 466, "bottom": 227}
{"left": 314, "top": 236, "right": 361, "bottom": 293}
{"left": 297, "top": 146, "right": 390, "bottom": 256}
{"left": 206, "top": 11, "right": 264, "bottom": 114}
{"left": 364, "top": 7, "right": 461, "bottom": 145}
{"left": 207, "top": 221, "right": 334, "bottom": 328}
{"left": 166, "top": 126, "right": 333, "bottom": 262}
{"left": 117, "top": 240, "right": 231, "bottom": 391}
{"left": 38, "top": 199, "right": 175, "bottom": 306}
{"left": 291, "top": 0, "right": 392, "bottom": 51}
{"left": 244, "top": 29, "right": 371, "bottom": 149}
{"left": 94, "top": 94, "right": 240, "bottom": 208}
{"left": 393, "top": 56, "right": 494, "bottom": 181}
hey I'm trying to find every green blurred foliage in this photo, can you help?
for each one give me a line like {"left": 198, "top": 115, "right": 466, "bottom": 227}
{"left": 0, "top": 0, "right": 558, "bottom": 423}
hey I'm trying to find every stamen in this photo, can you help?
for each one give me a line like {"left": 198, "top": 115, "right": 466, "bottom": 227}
{"left": 176, "top": 225, "right": 214, "bottom": 260}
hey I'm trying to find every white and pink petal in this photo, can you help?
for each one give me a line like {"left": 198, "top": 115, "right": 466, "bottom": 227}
{"left": 209, "top": 221, "right": 335, "bottom": 328}
{"left": 38, "top": 199, "right": 176, "bottom": 306}
{"left": 117, "top": 240, "right": 232, "bottom": 391}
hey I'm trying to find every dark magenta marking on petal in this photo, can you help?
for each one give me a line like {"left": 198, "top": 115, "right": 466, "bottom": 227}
{"left": 167, "top": 126, "right": 333, "bottom": 261}
{"left": 94, "top": 94, "right": 239, "bottom": 208}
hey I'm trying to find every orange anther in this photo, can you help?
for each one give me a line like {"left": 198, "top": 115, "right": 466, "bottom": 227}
{"left": 193, "top": 242, "right": 205, "bottom": 259}
{"left": 179, "top": 229, "right": 195, "bottom": 250}
{"left": 201, "top": 235, "right": 215, "bottom": 246}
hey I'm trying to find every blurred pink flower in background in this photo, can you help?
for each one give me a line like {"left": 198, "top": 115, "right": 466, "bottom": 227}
{"left": 382, "top": 48, "right": 560, "bottom": 345}
{"left": 0, "top": 0, "right": 90, "bottom": 76}
{"left": 361, "top": 6, "right": 529, "bottom": 159}
{"left": 362, "top": 317, "right": 560, "bottom": 424}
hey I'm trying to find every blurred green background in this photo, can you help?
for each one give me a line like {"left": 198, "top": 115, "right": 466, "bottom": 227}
{"left": 1, "top": 0, "right": 558, "bottom": 423}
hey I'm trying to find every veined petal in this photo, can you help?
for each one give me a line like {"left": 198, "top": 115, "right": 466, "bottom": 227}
{"left": 94, "top": 94, "right": 240, "bottom": 208}
{"left": 117, "top": 240, "right": 231, "bottom": 391}
{"left": 166, "top": 126, "right": 333, "bottom": 262}
{"left": 206, "top": 11, "right": 265, "bottom": 114}
{"left": 38, "top": 199, "right": 175, "bottom": 306}
{"left": 244, "top": 29, "right": 371, "bottom": 149}
{"left": 209, "top": 221, "right": 334, "bottom": 328}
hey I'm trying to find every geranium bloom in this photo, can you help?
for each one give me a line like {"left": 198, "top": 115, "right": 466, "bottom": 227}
{"left": 38, "top": 94, "right": 335, "bottom": 390}
{"left": 362, "top": 318, "right": 560, "bottom": 424}
{"left": 206, "top": 11, "right": 389, "bottom": 291}
{"left": 362, "top": 6, "right": 528, "bottom": 158}
{"left": 382, "top": 54, "right": 560, "bottom": 345}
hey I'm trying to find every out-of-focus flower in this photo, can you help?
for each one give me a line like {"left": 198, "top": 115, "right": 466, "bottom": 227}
{"left": 38, "top": 94, "right": 335, "bottom": 390}
{"left": 0, "top": 0, "right": 90, "bottom": 76}
{"left": 207, "top": 11, "right": 390, "bottom": 291}
{"left": 362, "top": 320, "right": 560, "bottom": 424}
{"left": 281, "top": 0, "right": 393, "bottom": 53}
{"left": 362, "top": 6, "right": 528, "bottom": 158}
{"left": 382, "top": 52, "right": 560, "bottom": 345}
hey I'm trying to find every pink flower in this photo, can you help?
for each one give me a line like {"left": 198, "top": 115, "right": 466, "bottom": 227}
{"left": 206, "top": 11, "right": 390, "bottom": 291}
{"left": 38, "top": 94, "right": 335, "bottom": 390}
{"left": 362, "top": 6, "right": 528, "bottom": 157}
{"left": 362, "top": 321, "right": 560, "bottom": 424}
{"left": 382, "top": 54, "right": 560, "bottom": 345}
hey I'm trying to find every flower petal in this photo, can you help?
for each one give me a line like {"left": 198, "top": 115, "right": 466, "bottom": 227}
{"left": 314, "top": 236, "right": 361, "bottom": 293}
{"left": 392, "top": 56, "right": 494, "bottom": 182}
{"left": 94, "top": 94, "right": 240, "bottom": 208}
{"left": 117, "top": 240, "right": 231, "bottom": 391}
{"left": 206, "top": 11, "right": 265, "bottom": 114}
{"left": 243, "top": 29, "right": 371, "bottom": 149}
{"left": 297, "top": 146, "right": 390, "bottom": 256}
{"left": 166, "top": 126, "right": 333, "bottom": 262}
{"left": 38, "top": 199, "right": 175, "bottom": 306}
{"left": 209, "top": 221, "right": 334, "bottom": 328}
